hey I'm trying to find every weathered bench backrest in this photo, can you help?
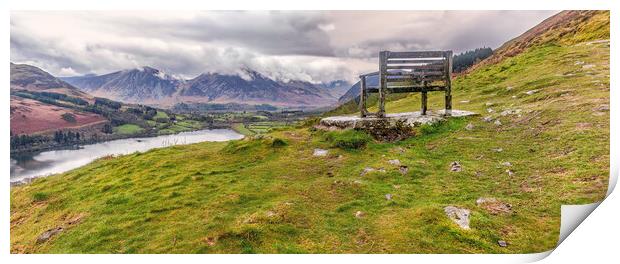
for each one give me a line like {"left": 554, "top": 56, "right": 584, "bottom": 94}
{"left": 359, "top": 50, "right": 453, "bottom": 117}
{"left": 381, "top": 50, "right": 452, "bottom": 92}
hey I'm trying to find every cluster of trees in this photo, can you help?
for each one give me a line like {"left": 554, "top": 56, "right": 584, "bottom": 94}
{"left": 12, "top": 91, "right": 88, "bottom": 107}
{"left": 10, "top": 134, "right": 47, "bottom": 150}
{"left": 53, "top": 130, "right": 81, "bottom": 143}
{"left": 94, "top": 97, "right": 122, "bottom": 110}
{"left": 452, "top": 47, "right": 493, "bottom": 73}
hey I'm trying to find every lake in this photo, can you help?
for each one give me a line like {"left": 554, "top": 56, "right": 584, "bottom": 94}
{"left": 10, "top": 129, "right": 244, "bottom": 184}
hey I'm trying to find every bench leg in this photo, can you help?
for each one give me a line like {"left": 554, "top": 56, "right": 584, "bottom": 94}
{"left": 359, "top": 77, "right": 367, "bottom": 118}
{"left": 444, "top": 89, "right": 452, "bottom": 116}
{"left": 421, "top": 91, "right": 428, "bottom": 115}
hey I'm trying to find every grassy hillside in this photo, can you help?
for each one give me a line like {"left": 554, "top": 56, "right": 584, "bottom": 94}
{"left": 10, "top": 14, "right": 609, "bottom": 253}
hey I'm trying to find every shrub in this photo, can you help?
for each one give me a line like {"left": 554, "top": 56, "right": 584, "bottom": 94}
{"left": 61, "top": 113, "right": 76, "bottom": 123}
{"left": 324, "top": 129, "right": 373, "bottom": 150}
{"left": 271, "top": 138, "right": 287, "bottom": 148}
{"left": 32, "top": 192, "right": 49, "bottom": 202}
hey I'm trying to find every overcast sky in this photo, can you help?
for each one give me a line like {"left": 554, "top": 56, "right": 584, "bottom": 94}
{"left": 11, "top": 11, "right": 556, "bottom": 83}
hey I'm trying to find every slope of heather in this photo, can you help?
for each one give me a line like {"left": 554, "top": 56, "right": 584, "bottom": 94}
{"left": 10, "top": 11, "right": 609, "bottom": 254}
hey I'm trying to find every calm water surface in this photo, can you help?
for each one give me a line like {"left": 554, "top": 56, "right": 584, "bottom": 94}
{"left": 10, "top": 129, "right": 244, "bottom": 183}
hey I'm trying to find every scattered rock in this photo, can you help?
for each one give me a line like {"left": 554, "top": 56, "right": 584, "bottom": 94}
{"left": 388, "top": 159, "right": 401, "bottom": 166}
{"left": 506, "top": 169, "right": 515, "bottom": 176}
{"left": 465, "top": 123, "right": 475, "bottom": 131}
{"left": 450, "top": 161, "right": 462, "bottom": 172}
{"left": 492, "top": 148, "right": 503, "bottom": 152}
{"left": 500, "top": 109, "right": 522, "bottom": 116}
{"left": 485, "top": 102, "right": 494, "bottom": 106}
{"left": 378, "top": 168, "right": 386, "bottom": 173}
{"left": 582, "top": 64, "right": 596, "bottom": 69}
{"left": 354, "top": 211, "right": 365, "bottom": 218}
{"left": 494, "top": 120, "right": 502, "bottom": 126}
{"left": 574, "top": 61, "right": 585, "bottom": 65}
{"left": 476, "top": 197, "right": 513, "bottom": 215}
{"left": 594, "top": 104, "right": 609, "bottom": 112}
{"left": 501, "top": 162, "right": 512, "bottom": 167}
{"left": 203, "top": 237, "right": 217, "bottom": 246}
{"left": 393, "top": 184, "right": 401, "bottom": 189}
{"left": 265, "top": 211, "right": 276, "bottom": 217}
{"left": 482, "top": 116, "right": 493, "bottom": 122}
{"left": 511, "top": 95, "right": 517, "bottom": 99}
{"left": 352, "top": 180, "right": 363, "bottom": 185}
{"left": 460, "top": 100, "right": 470, "bottom": 103}
{"left": 498, "top": 240, "right": 508, "bottom": 247}
{"left": 399, "top": 165, "right": 409, "bottom": 175}
{"left": 486, "top": 108, "right": 494, "bottom": 113}
{"left": 385, "top": 194, "right": 393, "bottom": 200}
{"left": 444, "top": 206, "right": 470, "bottom": 230}
{"left": 36, "top": 227, "right": 64, "bottom": 244}
{"left": 506, "top": 86, "right": 513, "bottom": 91}
{"left": 525, "top": 90, "right": 539, "bottom": 95}
{"left": 360, "top": 167, "right": 375, "bottom": 176}
{"left": 313, "top": 148, "right": 328, "bottom": 156}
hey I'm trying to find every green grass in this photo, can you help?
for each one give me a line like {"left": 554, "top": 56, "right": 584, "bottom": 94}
{"left": 113, "top": 124, "right": 144, "bottom": 135}
{"left": 324, "top": 130, "right": 373, "bottom": 150}
{"left": 231, "top": 123, "right": 256, "bottom": 136}
{"left": 10, "top": 28, "right": 609, "bottom": 253}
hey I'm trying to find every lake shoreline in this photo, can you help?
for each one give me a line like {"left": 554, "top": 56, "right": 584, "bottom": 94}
{"left": 10, "top": 124, "right": 232, "bottom": 156}
{"left": 10, "top": 128, "right": 244, "bottom": 186}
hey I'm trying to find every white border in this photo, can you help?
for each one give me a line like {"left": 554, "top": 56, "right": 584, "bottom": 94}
{"left": 2, "top": 1, "right": 617, "bottom": 263}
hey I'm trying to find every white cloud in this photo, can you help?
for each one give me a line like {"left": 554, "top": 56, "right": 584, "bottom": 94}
{"left": 10, "top": 11, "right": 557, "bottom": 83}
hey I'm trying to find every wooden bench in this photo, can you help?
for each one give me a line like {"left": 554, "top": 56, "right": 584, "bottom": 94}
{"left": 358, "top": 50, "right": 453, "bottom": 117}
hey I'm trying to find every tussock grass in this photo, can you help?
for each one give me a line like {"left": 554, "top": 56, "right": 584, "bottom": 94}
{"left": 10, "top": 35, "right": 609, "bottom": 253}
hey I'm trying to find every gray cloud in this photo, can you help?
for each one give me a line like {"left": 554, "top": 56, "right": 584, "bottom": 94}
{"left": 10, "top": 11, "right": 557, "bottom": 83}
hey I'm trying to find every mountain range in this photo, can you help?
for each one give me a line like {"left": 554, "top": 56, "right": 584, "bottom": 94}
{"left": 62, "top": 67, "right": 350, "bottom": 108}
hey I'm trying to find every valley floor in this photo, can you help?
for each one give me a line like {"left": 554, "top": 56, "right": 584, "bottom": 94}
{"left": 10, "top": 40, "right": 610, "bottom": 253}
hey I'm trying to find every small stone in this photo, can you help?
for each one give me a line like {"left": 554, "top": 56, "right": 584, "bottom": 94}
{"left": 450, "top": 161, "right": 462, "bottom": 172}
{"left": 265, "top": 211, "right": 276, "bottom": 217}
{"left": 485, "top": 102, "right": 494, "bottom": 106}
{"left": 525, "top": 90, "right": 539, "bottom": 95}
{"left": 494, "top": 120, "right": 502, "bottom": 126}
{"left": 388, "top": 159, "right": 401, "bottom": 166}
{"left": 444, "top": 206, "right": 470, "bottom": 230}
{"left": 393, "top": 184, "right": 401, "bottom": 189}
{"left": 501, "top": 162, "right": 512, "bottom": 167}
{"left": 360, "top": 167, "right": 375, "bottom": 176}
{"left": 594, "top": 104, "right": 609, "bottom": 112}
{"left": 460, "top": 100, "right": 470, "bottom": 103}
{"left": 492, "top": 148, "right": 503, "bottom": 152}
{"left": 354, "top": 211, "right": 365, "bottom": 218}
{"left": 498, "top": 240, "right": 507, "bottom": 247}
{"left": 377, "top": 168, "right": 386, "bottom": 173}
{"left": 385, "top": 194, "right": 393, "bottom": 200}
{"left": 399, "top": 165, "right": 409, "bottom": 175}
{"left": 582, "top": 64, "right": 595, "bottom": 69}
{"left": 465, "top": 123, "right": 474, "bottom": 131}
{"left": 313, "top": 148, "right": 328, "bottom": 156}
{"left": 36, "top": 227, "right": 64, "bottom": 244}
{"left": 482, "top": 116, "right": 493, "bottom": 122}
{"left": 487, "top": 108, "right": 494, "bottom": 113}
{"left": 353, "top": 180, "right": 363, "bottom": 185}
{"left": 506, "top": 169, "right": 515, "bottom": 176}
{"left": 574, "top": 61, "right": 585, "bottom": 65}
{"left": 511, "top": 95, "right": 517, "bottom": 99}
{"left": 506, "top": 86, "right": 513, "bottom": 91}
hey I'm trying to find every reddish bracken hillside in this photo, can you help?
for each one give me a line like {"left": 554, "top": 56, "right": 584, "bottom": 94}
{"left": 10, "top": 96, "right": 106, "bottom": 135}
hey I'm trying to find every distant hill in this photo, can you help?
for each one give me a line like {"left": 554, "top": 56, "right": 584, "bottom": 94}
{"left": 62, "top": 66, "right": 180, "bottom": 103}
{"left": 64, "top": 68, "right": 339, "bottom": 108}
